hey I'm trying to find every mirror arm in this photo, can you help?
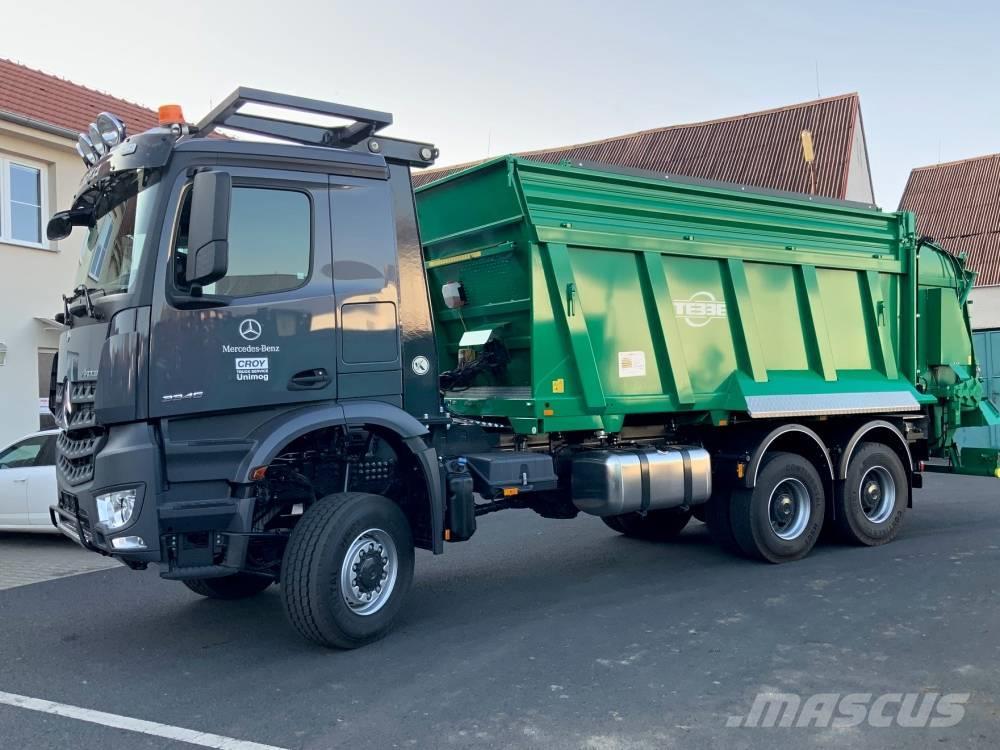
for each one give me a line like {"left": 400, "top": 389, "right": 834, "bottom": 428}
{"left": 171, "top": 293, "right": 230, "bottom": 310}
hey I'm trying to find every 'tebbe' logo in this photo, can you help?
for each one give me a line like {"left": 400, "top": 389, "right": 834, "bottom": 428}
{"left": 674, "top": 291, "right": 728, "bottom": 328}
{"left": 239, "top": 319, "right": 262, "bottom": 341}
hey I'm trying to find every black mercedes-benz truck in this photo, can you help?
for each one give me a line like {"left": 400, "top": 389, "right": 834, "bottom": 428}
{"left": 50, "top": 87, "right": 990, "bottom": 649}
{"left": 49, "top": 90, "right": 455, "bottom": 648}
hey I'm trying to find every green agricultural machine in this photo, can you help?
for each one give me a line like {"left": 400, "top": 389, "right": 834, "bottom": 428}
{"left": 418, "top": 155, "right": 1000, "bottom": 560}
{"left": 49, "top": 91, "right": 1000, "bottom": 647}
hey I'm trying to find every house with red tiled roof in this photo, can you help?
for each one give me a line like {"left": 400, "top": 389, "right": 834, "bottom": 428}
{"left": 899, "top": 154, "right": 1000, "bottom": 448}
{"left": 413, "top": 93, "right": 876, "bottom": 205}
{"left": 0, "top": 58, "right": 158, "bottom": 446}
{"left": 899, "top": 153, "right": 1000, "bottom": 327}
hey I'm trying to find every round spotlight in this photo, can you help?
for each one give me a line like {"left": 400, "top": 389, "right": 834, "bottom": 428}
{"left": 419, "top": 147, "right": 433, "bottom": 161}
{"left": 95, "top": 112, "right": 127, "bottom": 149}
{"left": 76, "top": 133, "right": 99, "bottom": 165}
{"left": 88, "top": 123, "right": 106, "bottom": 156}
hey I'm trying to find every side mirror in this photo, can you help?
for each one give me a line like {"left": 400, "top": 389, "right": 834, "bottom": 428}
{"left": 46, "top": 208, "right": 93, "bottom": 241}
{"left": 185, "top": 170, "right": 231, "bottom": 287}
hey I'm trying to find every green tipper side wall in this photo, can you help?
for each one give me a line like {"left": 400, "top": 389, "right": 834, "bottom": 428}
{"left": 416, "top": 156, "right": 934, "bottom": 435}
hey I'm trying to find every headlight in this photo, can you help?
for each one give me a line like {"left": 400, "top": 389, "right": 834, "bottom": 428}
{"left": 94, "top": 112, "right": 127, "bottom": 149}
{"left": 95, "top": 488, "right": 138, "bottom": 530}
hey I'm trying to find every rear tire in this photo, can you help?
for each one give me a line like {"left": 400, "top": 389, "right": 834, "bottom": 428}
{"left": 705, "top": 483, "right": 741, "bottom": 555}
{"left": 281, "top": 492, "right": 414, "bottom": 649}
{"left": 602, "top": 507, "right": 693, "bottom": 541}
{"left": 731, "top": 452, "right": 825, "bottom": 563}
{"left": 834, "top": 442, "right": 907, "bottom": 546}
{"left": 183, "top": 573, "right": 273, "bottom": 600}
{"left": 601, "top": 515, "right": 626, "bottom": 533}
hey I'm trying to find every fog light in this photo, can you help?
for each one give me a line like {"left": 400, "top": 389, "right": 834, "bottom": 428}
{"left": 95, "top": 488, "right": 138, "bottom": 530}
{"left": 111, "top": 536, "right": 146, "bottom": 551}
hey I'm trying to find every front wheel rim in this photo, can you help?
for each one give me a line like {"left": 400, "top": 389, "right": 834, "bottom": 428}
{"left": 767, "top": 478, "right": 811, "bottom": 540}
{"left": 340, "top": 528, "right": 398, "bottom": 616}
{"left": 859, "top": 466, "right": 896, "bottom": 524}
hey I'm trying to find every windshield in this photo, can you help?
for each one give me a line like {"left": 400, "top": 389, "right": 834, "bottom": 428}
{"left": 76, "top": 173, "right": 160, "bottom": 295}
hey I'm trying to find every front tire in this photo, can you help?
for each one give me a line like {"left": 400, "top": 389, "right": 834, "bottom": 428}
{"left": 183, "top": 573, "right": 273, "bottom": 600}
{"left": 730, "top": 452, "right": 825, "bottom": 563}
{"left": 281, "top": 492, "right": 414, "bottom": 649}
{"left": 834, "top": 442, "right": 907, "bottom": 546}
{"left": 602, "top": 507, "right": 693, "bottom": 541}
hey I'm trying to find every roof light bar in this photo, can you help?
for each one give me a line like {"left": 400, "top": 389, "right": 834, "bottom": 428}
{"left": 95, "top": 112, "right": 127, "bottom": 148}
{"left": 76, "top": 133, "right": 100, "bottom": 166}
{"left": 75, "top": 112, "right": 128, "bottom": 167}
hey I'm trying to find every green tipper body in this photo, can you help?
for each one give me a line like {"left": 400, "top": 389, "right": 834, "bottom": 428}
{"left": 415, "top": 156, "right": 998, "bottom": 455}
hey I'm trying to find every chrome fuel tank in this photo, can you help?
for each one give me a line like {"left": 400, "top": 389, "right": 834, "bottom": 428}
{"left": 571, "top": 447, "right": 711, "bottom": 517}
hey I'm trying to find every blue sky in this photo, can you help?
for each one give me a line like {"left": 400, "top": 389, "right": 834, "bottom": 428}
{"left": 5, "top": 0, "right": 998, "bottom": 206}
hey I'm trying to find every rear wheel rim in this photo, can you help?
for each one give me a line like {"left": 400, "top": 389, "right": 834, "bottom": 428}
{"left": 340, "top": 528, "right": 398, "bottom": 616}
{"left": 767, "top": 478, "right": 811, "bottom": 540}
{"left": 859, "top": 465, "right": 895, "bottom": 524}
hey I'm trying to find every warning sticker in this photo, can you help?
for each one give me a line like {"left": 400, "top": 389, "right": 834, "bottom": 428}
{"left": 618, "top": 351, "right": 646, "bottom": 378}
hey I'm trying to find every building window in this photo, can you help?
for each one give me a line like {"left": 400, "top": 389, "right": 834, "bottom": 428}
{"left": 37, "top": 349, "right": 56, "bottom": 431}
{"left": 0, "top": 155, "right": 48, "bottom": 248}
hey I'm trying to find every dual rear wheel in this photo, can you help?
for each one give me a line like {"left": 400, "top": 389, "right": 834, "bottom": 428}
{"left": 617, "top": 443, "right": 908, "bottom": 564}
{"left": 728, "top": 452, "right": 826, "bottom": 563}
{"left": 833, "top": 442, "right": 908, "bottom": 546}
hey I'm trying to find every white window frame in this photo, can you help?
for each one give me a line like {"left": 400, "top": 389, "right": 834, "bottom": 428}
{"left": 0, "top": 153, "right": 50, "bottom": 250}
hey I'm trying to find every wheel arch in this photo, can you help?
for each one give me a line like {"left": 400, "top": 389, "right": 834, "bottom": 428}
{"left": 235, "top": 401, "right": 444, "bottom": 554}
{"left": 744, "top": 423, "right": 835, "bottom": 489}
{"left": 836, "top": 419, "right": 912, "bottom": 480}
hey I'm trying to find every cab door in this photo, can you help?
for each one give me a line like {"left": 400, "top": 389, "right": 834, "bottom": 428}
{"left": 150, "top": 167, "right": 337, "bottom": 416}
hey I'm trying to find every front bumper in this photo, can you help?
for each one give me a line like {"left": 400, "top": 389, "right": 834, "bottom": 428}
{"left": 51, "top": 422, "right": 160, "bottom": 563}
{"left": 51, "top": 422, "right": 264, "bottom": 576}
{"left": 50, "top": 496, "right": 92, "bottom": 550}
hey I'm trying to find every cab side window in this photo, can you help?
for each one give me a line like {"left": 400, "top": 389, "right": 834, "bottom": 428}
{"left": 173, "top": 185, "right": 311, "bottom": 297}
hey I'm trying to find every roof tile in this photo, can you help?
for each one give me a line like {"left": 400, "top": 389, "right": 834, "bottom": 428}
{"left": 0, "top": 58, "right": 159, "bottom": 137}
{"left": 899, "top": 153, "right": 1000, "bottom": 286}
{"left": 414, "top": 93, "right": 864, "bottom": 202}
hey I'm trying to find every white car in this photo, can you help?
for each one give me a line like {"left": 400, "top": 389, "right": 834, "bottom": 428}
{"left": 0, "top": 430, "right": 59, "bottom": 533}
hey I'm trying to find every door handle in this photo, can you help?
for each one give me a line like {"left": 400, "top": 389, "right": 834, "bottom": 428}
{"left": 13, "top": 478, "right": 27, "bottom": 483}
{"left": 288, "top": 368, "right": 331, "bottom": 391}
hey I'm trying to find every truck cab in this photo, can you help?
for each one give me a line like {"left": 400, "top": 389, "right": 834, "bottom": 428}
{"left": 49, "top": 91, "right": 449, "bottom": 646}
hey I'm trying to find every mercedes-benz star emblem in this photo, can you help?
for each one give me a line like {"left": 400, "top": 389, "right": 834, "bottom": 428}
{"left": 239, "top": 319, "right": 262, "bottom": 341}
{"left": 63, "top": 377, "right": 73, "bottom": 421}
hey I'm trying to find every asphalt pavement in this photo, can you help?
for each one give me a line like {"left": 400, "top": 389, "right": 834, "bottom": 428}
{"left": 0, "top": 474, "right": 998, "bottom": 749}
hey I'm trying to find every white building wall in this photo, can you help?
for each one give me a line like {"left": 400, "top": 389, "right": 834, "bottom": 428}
{"left": 844, "top": 111, "right": 876, "bottom": 205}
{"left": 969, "top": 285, "right": 1000, "bottom": 331}
{"left": 0, "top": 119, "right": 84, "bottom": 448}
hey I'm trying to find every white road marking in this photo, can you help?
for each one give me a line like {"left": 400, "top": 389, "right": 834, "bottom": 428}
{"left": 0, "top": 691, "right": 289, "bottom": 750}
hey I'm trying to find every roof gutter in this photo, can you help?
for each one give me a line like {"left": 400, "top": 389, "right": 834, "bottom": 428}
{"left": 0, "top": 109, "right": 77, "bottom": 140}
